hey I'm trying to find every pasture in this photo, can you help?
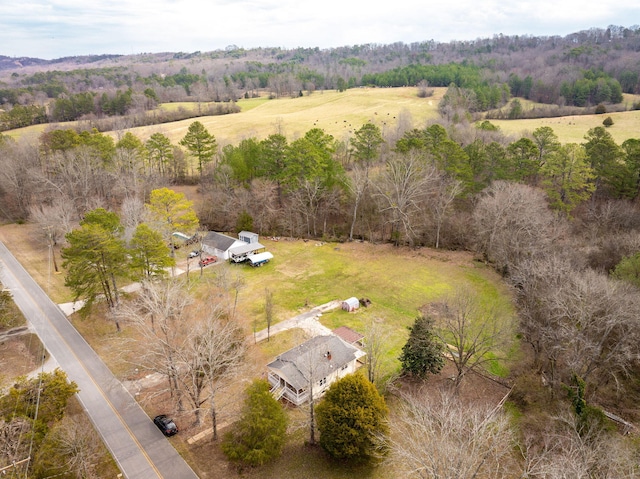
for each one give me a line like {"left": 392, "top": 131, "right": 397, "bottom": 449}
{"left": 128, "top": 86, "right": 445, "bottom": 146}
{"left": 5, "top": 87, "right": 640, "bottom": 146}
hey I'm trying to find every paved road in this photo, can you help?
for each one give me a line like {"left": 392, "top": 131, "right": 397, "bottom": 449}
{"left": 0, "top": 241, "right": 199, "bottom": 479}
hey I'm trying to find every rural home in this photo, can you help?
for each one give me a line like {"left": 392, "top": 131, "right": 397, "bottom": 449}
{"left": 201, "top": 232, "right": 244, "bottom": 260}
{"left": 267, "top": 335, "right": 365, "bottom": 406}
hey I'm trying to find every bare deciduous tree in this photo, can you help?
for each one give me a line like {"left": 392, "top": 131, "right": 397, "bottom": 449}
{"left": 363, "top": 317, "right": 389, "bottom": 385}
{"left": 388, "top": 389, "right": 517, "bottom": 478}
{"left": 520, "top": 412, "right": 639, "bottom": 478}
{"left": 0, "top": 417, "right": 31, "bottom": 469}
{"left": 373, "top": 152, "right": 437, "bottom": 246}
{"left": 473, "top": 180, "right": 564, "bottom": 275}
{"left": 120, "top": 195, "right": 146, "bottom": 241}
{"left": 29, "top": 198, "right": 78, "bottom": 246}
{"left": 176, "top": 303, "right": 246, "bottom": 435}
{"left": 512, "top": 256, "right": 640, "bottom": 388}
{"left": 427, "top": 172, "right": 462, "bottom": 249}
{"left": 116, "top": 279, "right": 193, "bottom": 408}
{"left": 49, "top": 416, "right": 104, "bottom": 479}
{"left": 265, "top": 287, "right": 274, "bottom": 342}
{"left": 426, "top": 285, "right": 512, "bottom": 389}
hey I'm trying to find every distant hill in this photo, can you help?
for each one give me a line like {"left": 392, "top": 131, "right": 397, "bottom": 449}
{"left": 0, "top": 54, "right": 125, "bottom": 71}
{"left": 1, "top": 25, "right": 640, "bottom": 131}
{"left": 0, "top": 55, "right": 48, "bottom": 71}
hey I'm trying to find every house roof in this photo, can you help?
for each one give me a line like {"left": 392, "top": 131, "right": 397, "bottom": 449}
{"left": 332, "top": 326, "right": 364, "bottom": 345}
{"left": 267, "top": 335, "right": 360, "bottom": 391}
{"left": 201, "top": 232, "right": 239, "bottom": 252}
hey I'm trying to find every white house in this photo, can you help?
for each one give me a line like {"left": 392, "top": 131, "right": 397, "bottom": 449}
{"left": 201, "top": 232, "right": 244, "bottom": 260}
{"left": 267, "top": 335, "right": 365, "bottom": 406}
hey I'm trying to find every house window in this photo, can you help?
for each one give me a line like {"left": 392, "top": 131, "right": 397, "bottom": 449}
{"left": 341, "top": 364, "right": 348, "bottom": 371}
{"left": 319, "top": 377, "right": 327, "bottom": 386}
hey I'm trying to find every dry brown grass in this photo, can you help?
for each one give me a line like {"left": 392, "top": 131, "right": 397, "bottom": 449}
{"left": 0, "top": 223, "right": 71, "bottom": 303}
{"left": 123, "top": 86, "right": 444, "bottom": 146}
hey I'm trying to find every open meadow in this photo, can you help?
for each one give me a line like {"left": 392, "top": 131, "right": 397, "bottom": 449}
{"left": 123, "top": 86, "right": 446, "bottom": 146}
{"left": 6, "top": 87, "right": 640, "bottom": 147}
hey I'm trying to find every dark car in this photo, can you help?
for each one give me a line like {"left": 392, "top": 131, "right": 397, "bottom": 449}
{"left": 153, "top": 414, "right": 178, "bottom": 436}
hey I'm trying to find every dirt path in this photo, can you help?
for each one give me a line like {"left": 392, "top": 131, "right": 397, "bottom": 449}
{"left": 252, "top": 299, "right": 341, "bottom": 342}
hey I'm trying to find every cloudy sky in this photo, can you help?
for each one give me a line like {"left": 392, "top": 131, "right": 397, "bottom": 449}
{"left": 1, "top": 0, "right": 639, "bottom": 59}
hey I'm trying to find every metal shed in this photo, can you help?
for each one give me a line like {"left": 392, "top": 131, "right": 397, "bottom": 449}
{"left": 342, "top": 297, "right": 360, "bottom": 312}
{"left": 239, "top": 231, "right": 259, "bottom": 244}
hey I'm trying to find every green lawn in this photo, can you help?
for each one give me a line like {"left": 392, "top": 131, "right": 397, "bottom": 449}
{"left": 198, "top": 239, "right": 516, "bottom": 380}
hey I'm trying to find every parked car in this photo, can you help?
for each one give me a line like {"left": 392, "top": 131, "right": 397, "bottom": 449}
{"left": 188, "top": 250, "right": 200, "bottom": 259}
{"left": 153, "top": 414, "right": 178, "bottom": 436}
{"left": 199, "top": 256, "right": 217, "bottom": 267}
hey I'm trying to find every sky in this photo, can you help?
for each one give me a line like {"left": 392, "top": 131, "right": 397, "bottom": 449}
{"left": 1, "top": 0, "right": 639, "bottom": 60}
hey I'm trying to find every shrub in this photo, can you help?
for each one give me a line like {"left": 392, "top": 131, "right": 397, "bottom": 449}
{"left": 594, "top": 103, "right": 606, "bottom": 114}
{"left": 221, "top": 379, "right": 288, "bottom": 466}
{"left": 315, "top": 373, "right": 388, "bottom": 463}
{"left": 603, "top": 116, "right": 614, "bottom": 127}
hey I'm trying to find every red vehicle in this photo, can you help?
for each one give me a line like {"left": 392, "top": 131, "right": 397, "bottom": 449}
{"left": 199, "top": 256, "right": 217, "bottom": 267}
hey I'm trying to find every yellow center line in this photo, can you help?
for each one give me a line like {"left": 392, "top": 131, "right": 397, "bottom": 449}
{"left": 2, "top": 255, "right": 165, "bottom": 479}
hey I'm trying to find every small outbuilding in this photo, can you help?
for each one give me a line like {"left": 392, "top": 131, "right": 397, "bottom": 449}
{"left": 229, "top": 242, "right": 266, "bottom": 263}
{"left": 341, "top": 297, "right": 360, "bottom": 312}
{"left": 239, "top": 231, "right": 259, "bottom": 244}
{"left": 332, "top": 326, "right": 364, "bottom": 348}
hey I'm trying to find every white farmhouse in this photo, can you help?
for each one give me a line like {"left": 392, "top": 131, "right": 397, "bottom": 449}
{"left": 267, "top": 334, "right": 365, "bottom": 406}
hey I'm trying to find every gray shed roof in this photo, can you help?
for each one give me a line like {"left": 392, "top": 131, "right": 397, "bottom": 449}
{"left": 267, "top": 335, "right": 359, "bottom": 391}
{"left": 201, "top": 232, "right": 238, "bottom": 252}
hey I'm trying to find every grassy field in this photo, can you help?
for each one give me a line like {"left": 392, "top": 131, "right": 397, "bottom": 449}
{"left": 489, "top": 109, "right": 640, "bottom": 144}
{"left": 5, "top": 87, "right": 640, "bottom": 146}
{"left": 208, "top": 238, "right": 516, "bottom": 381}
{"left": 126, "top": 87, "right": 444, "bottom": 146}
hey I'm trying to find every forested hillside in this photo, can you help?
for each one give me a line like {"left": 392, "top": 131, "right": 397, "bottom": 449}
{"left": 2, "top": 25, "right": 640, "bottom": 130}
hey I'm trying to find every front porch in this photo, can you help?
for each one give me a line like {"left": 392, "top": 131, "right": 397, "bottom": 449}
{"left": 268, "top": 371, "right": 309, "bottom": 405}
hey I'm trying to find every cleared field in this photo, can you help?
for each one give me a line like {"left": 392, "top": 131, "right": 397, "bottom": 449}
{"left": 127, "top": 87, "right": 444, "bottom": 146}
{"left": 5, "top": 88, "right": 639, "bottom": 146}
{"left": 489, "top": 109, "right": 640, "bottom": 144}
{"left": 228, "top": 238, "right": 516, "bottom": 381}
